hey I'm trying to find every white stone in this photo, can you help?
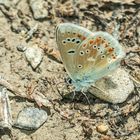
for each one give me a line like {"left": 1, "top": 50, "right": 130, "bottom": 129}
{"left": 17, "top": 44, "right": 27, "bottom": 52}
{"left": 29, "top": 0, "right": 48, "bottom": 20}
{"left": 0, "top": 0, "right": 11, "bottom": 7}
{"left": 89, "top": 68, "right": 134, "bottom": 103}
{"left": 25, "top": 45, "right": 43, "bottom": 69}
{"left": 96, "top": 124, "right": 109, "bottom": 134}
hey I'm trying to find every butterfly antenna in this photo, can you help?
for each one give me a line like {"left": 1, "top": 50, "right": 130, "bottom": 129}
{"left": 111, "top": 11, "right": 121, "bottom": 40}
{"left": 112, "top": 22, "right": 120, "bottom": 40}
{"left": 70, "top": 90, "right": 77, "bottom": 110}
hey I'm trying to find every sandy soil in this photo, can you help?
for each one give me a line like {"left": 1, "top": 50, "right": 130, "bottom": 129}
{"left": 0, "top": 0, "right": 140, "bottom": 140}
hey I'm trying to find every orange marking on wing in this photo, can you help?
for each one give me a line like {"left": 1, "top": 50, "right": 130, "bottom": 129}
{"left": 90, "top": 49, "right": 97, "bottom": 58}
{"left": 94, "top": 38, "right": 97, "bottom": 44}
{"left": 105, "top": 43, "right": 109, "bottom": 48}
{"left": 83, "top": 44, "right": 86, "bottom": 47}
{"left": 77, "top": 34, "right": 81, "bottom": 38}
{"left": 82, "top": 36, "right": 86, "bottom": 40}
{"left": 111, "top": 53, "right": 116, "bottom": 59}
{"left": 102, "top": 39, "right": 106, "bottom": 44}
{"left": 95, "top": 37, "right": 102, "bottom": 45}
{"left": 108, "top": 48, "right": 114, "bottom": 52}
{"left": 90, "top": 40, "right": 94, "bottom": 44}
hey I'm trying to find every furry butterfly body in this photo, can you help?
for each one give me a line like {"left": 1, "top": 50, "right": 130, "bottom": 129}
{"left": 56, "top": 23, "right": 125, "bottom": 91}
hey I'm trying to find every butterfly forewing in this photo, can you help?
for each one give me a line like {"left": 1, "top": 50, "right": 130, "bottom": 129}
{"left": 56, "top": 23, "right": 93, "bottom": 80}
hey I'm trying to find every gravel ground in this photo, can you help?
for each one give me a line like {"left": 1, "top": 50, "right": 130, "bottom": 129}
{"left": 0, "top": 0, "right": 140, "bottom": 140}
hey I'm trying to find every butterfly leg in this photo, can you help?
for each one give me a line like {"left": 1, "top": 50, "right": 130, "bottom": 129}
{"left": 81, "top": 90, "right": 91, "bottom": 115}
{"left": 71, "top": 90, "right": 76, "bottom": 101}
{"left": 71, "top": 89, "right": 92, "bottom": 114}
{"left": 70, "top": 90, "right": 77, "bottom": 110}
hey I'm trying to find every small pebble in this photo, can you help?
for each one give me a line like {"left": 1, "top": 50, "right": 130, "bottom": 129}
{"left": 14, "top": 107, "right": 48, "bottom": 130}
{"left": 29, "top": 0, "right": 48, "bottom": 20}
{"left": 25, "top": 45, "right": 43, "bottom": 69}
{"left": 100, "top": 135, "right": 112, "bottom": 140}
{"left": 17, "top": 44, "right": 27, "bottom": 52}
{"left": 0, "top": 0, "right": 11, "bottom": 7}
{"left": 96, "top": 124, "right": 109, "bottom": 134}
{"left": 1, "top": 135, "right": 11, "bottom": 140}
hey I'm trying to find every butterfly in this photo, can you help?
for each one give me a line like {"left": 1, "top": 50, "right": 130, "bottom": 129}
{"left": 56, "top": 23, "right": 125, "bottom": 91}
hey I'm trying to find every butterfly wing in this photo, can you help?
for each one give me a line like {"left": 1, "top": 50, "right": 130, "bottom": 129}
{"left": 75, "top": 31, "right": 125, "bottom": 82}
{"left": 56, "top": 23, "right": 94, "bottom": 81}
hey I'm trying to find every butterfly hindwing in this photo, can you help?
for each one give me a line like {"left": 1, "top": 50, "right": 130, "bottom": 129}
{"left": 75, "top": 32, "right": 125, "bottom": 81}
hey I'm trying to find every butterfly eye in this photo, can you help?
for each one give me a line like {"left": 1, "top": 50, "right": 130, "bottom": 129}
{"left": 101, "top": 55, "right": 105, "bottom": 59}
{"left": 78, "top": 64, "right": 83, "bottom": 68}
{"left": 97, "top": 47, "right": 100, "bottom": 50}
{"left": 93, "top": 45, "right": 97, "bottom": 49}
{"left": 79, "top": 51, "right": 84, "bottom": 56}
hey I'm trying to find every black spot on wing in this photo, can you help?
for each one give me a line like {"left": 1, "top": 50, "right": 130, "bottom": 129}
{"left": 67, "top": 50, "right": 75, "bottom": 54}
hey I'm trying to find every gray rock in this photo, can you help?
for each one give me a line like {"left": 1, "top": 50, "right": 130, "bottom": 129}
{"left": 0, "top": 0, "right": 11, "bottom": 7}
{"left": 29, "top": 0, "right": 48, "bottom": 20}
{"left": 11, "top": 21, "right": 25, "bottom": 33}
{"left": 0, "top": 0, "right": 20, "bottom": 8}
{"left": 89, "top": 68, "right": 134, "bottom": 104}
{"left": 1, "top": 135, "right": 11, "bottom": 140}
{"left": 137, "top": 26, "right": 140, "bottom": 44}
{"left": 96, "top": 123, "right": 109, "bottom": 134}
{"left": 25, "top": 45, "right": 43, "bottom": 69}
{"left": 17, "top": 44, "right": 27, "bottom": 52}
{"left": 14, "top": 107, "right": 48, "bottom": 130}
{"left": 0, "top": 86, "right": 12, "bottom": 129}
